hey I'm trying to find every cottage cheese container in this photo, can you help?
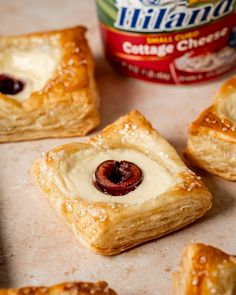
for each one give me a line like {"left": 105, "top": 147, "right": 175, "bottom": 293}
{"left": 96, "top": 0, "right": 236, "bottom": 84}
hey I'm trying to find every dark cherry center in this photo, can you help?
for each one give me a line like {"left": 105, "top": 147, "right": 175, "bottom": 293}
{"left": 0, "top": 74, "right": 25, "bottom": 95}
{"left": 94, "top": 160, "right": 143, "bottom": 196}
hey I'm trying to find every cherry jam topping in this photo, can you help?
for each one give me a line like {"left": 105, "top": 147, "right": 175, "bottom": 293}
{"left": 0, "top": 74, "right": 25, "bottom": 95}
{"left": 94, "top": 160, "right": 143, "bottom": 196}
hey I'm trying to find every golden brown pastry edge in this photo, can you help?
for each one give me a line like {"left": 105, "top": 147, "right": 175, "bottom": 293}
{"left": 0, "top": 26, "right": 100, "bottom": 142}
{"left": 0, "top": 281, "right": 117, "bottom": 295}
{"left": 184, "top": 75, "right": 236, "bottom": 181}
{"left": 173, "top": 243, "right": 236, "bottom": 295}
{"left": 30, "top": 111, "right": 212, "bottom": 255}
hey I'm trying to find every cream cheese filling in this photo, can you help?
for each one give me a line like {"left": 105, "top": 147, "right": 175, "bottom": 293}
{"left": 218, "top": 94, "right": 236, "bottom": 123}
{"left": 0, "top": 41, "right": 61, "bottom": 101}
{"left": 55, "top": 148, "right": 173, "bottom": 204}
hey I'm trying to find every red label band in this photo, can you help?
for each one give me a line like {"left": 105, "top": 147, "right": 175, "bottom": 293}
{"left": 99, "top": 13, "right": 236, "bottom": 84}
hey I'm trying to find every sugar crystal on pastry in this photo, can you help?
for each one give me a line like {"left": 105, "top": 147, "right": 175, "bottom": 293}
{"left": 31, "top": 111, "right": 212, "bottom": 255}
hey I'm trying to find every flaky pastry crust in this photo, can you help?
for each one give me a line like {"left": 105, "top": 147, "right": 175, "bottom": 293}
{"left": 188, "top": 0, "right": 214, "bottom": 4}
{"left": 173, "top": 243, "right": 236, "bottom": 295}
{"left": 0, "top": 281, "right": 117, "bottom": 295}
{"left": 185, "top": 75, "right": 236, "bottom": 181}
{"left": 0, "top": 26, "right": 100, "bottom": 142}
{"left": 30, "top": 111, "right": 212, "bottom": 255}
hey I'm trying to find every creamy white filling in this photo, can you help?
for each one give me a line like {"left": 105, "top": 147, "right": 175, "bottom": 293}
{"left": 55, "top": 148, "right": 173, "bottom": 204}
{"left": 0, "top": 41, "right": 61, "bottom": 101}
{"left": 218, "top": 94, "right": 236, "bottom": 122}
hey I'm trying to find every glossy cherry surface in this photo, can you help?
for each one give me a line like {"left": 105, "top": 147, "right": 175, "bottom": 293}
{"left": 0, "top": 74, "right": 25, "bottom": 95}
{"left": 94, "top": 160, "right": 143, "bottom": 196}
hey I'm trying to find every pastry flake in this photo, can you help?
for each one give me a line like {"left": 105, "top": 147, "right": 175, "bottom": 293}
{"left": 0, "top": 281, "right": 117, "bottom": 295}
{"left": 0, "top": 26, "right": 100, "bottom": 142}
{"left": 184, "top": 75, "right": 236, "bottom": 181}
{"left": 30, "top": 111, "right": 212, "bottom": 255}
{"left": 173, "top": 243, "right": 236, "bottom": 295}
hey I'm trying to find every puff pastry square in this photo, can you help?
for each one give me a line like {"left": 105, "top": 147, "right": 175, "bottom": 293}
{"left": 173, "top": 243, "right": 236, "bottom": 295}
{"left": 185, "top": 76, "right": 236, "bottom": 181}
{"left": 0, "top": 26, "right": 100, "bottom": 142}
{"left": 30, "top": 111, "right": 212, "bottom": 255}
{"left": 0, "top": 281, "right": 117, "bottom": 295}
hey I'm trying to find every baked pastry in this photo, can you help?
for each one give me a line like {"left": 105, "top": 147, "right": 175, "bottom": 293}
{"left": 184, "top": 75, "right": 236, "bottom": 181}
{"left": 0, "top": 281, "right": 117, "bottom": 295}
{"left": 188, "top": 0, "right": 213, "bottom": 4}
{"left": 0, "top": 26, "right": 100, "bottom": 142}
{"left": 173, "top": 243, "right": 236, "bottom": 295}
{"left": 30, "top": 111, "right": 212, "bottom": 255}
